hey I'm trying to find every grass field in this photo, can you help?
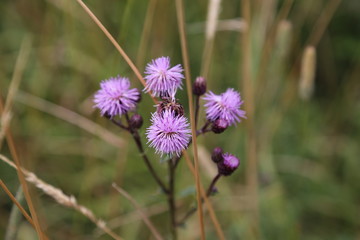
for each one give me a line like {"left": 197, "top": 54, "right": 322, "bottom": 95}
{"left": 1, "top": 0, "right": 359, "bottom": 239}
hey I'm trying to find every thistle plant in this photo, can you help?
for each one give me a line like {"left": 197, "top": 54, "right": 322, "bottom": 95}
{"left": 93, "top": 56, "right": 246, "bottom": 239}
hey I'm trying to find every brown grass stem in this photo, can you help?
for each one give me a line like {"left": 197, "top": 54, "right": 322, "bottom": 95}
{"left": 0, "top": 154, "right": 122, "bottom": 240}
{"left": 0, "top": 37, "right": 46, "bottom": 239}
{"left": 112, "top": 183, "right": 164, "bottom": 240}
{"left": 175, "top": 0, "right": 205, "bottom": 238}
{"left": 182, "top": 151, "right": 225, "bottom": 239}
{"left": 75, "top": 0, "right": 157, "bottom": 103}
{"left": 136, "top": 0, "right": 158, "bottom": 70}
{"left": 168, "top": 159, "right": 177, "bottom": 239}
{"left": 0, "top": 180, "right": 35, "bottom": 228}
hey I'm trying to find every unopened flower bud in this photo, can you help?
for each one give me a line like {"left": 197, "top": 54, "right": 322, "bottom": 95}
{"left": 211, "top": 147, "right": 224, "bottom": 163}
{"left": 129, "top": 114, "right": 143, "bottom": 129}
{"left": 217, "top": 153, "right": 240, "bottom": 176}
{"left": 211, "top": 119, "right": 228, "bottom": 134}
{"left": 193, "top": 76, "right": 207, "bottom": 96}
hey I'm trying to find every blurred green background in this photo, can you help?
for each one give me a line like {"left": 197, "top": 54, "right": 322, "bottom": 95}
{"left": 0, "top": 0, "right": 359, "bottom": 239}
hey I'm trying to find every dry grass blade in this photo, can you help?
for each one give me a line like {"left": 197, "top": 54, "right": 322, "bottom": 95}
{"left": 0, "top": 180, "right": 35, "bottom": 228}
{"left": 75, "top": 0, "right": 157, "bottom": 103}
{"left": 0, "top": 154, "right": 123, "bottom": 240}
{"left": 299, "top": 46, "right": 316, "bottom": 100}
{"left": 205, "top": 0, "right": 221, "bottom": 40}
{"left": 0, "top": 110, "right": 12, "bottom": 150}
{"left": 175, "top": 0, "right": 205, "bottom": 239}
{"left": 187, "top": 19, "right": 247, "bottom": 34}
{"left": 15, "top": 91, "right": 124, "bottom": 148}
{"left": 0, "top": 37, "right": 46, "bottom": 239}
{"left": 112, "top": 183, "right": 164, "bottom": 240}
{"left": 136, "top": 0, "right": 158, "bottom": 70}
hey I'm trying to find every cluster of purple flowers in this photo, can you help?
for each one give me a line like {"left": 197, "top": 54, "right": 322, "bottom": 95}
{"left": 93, "top": 56, "right": 245, "bottom": 174}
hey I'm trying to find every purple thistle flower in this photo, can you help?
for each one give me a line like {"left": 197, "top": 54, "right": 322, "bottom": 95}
{"left": 144, "top": 56, "right": 184, "bottom": 98}
{"left": 146, "top": 109, "right": 191, "bottom": 156}
{"left": 94, "top": 76, "right": 140, "bottom": 117}
{"left": 203, "top": 88, "right": 246, "bottom": 126}
{"left": 217, "top": 153, "right": 240, "bottom": 176}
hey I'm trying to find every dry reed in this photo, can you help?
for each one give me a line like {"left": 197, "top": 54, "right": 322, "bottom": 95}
{"left": 0, "top": 154, "right": 123, "bottom": 240}
{"left": 175, "top": 0, "right": 206, "bottom": 238}
{"left": 0, "top": 37, "right": 46, "bottom": 239}
{"left": 0, "top": 180, "right": 35, "bottom": 228}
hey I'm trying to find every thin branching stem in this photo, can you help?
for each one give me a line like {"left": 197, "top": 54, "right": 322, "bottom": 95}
{"left": 196, "top": 120, "right": 211, "bottom": 136}
{"left": 167, "top": 159, "right": 177, "bottom": 240}
{"left": 177, "top": 173, "right": 222, "bottom": 226}
{"left": 112, "top": 114, "right": 169, "bottom": 194}
{"left": 206, "top": 173, "right": 221, "bottom": 196}
{"left": 112, "top": 183, "right": 164, "bottom": 240}
{"left": 194, "top": 95, "right": 200, "bottom": 128}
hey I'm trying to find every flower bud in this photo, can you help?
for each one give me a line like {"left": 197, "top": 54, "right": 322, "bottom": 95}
{"left": 129, "top": 114, "right": 143, "bottom": 129}
{"left": 193, "top": 76, "right": 206, "bottom": 96}
{"left": 211, "top": 119, "right": 228, "bottom": 134}
{"left": 217, "top": 153, "right": 240, "bottom": 176}
{"left": 211, "top": 147, "right": 224, "bottom": 163}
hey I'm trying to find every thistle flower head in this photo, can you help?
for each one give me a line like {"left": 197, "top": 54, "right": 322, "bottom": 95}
{"left": 203, "top": 88, "right": 246, "bottom": 126}
{"left": 94, "top": 76, "right": 140, "bottom": 117}
{"left": 217, "top": 153, "right": 240, "bottom": 176}
{"left": 146, "top": 110, "right": 191, "bottom": 156}
{"left": 144, "top": 56, "right": 184, "bottom": 98}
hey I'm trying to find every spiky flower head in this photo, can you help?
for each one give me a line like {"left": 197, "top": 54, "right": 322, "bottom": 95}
{"left": 94, "top": 76, "right": 140, "bottom": 117}
{"left": 203, "top": 88, "right": 246, "bottom": 126}
{"left": 217, "top": 153, "right": 240, "bottom": 176}
{"left": 146, "top": 110, "right": 191, "bottom": 156}
{"left": 144, "top": 56, "right": 184, "bottom": 98}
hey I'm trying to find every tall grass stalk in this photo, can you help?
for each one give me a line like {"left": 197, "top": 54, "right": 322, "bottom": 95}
{"left": 75, "top": 0, "right": 156, "bottom": 103}
{"left": 0, "top": 37, "right": 46, "bottom": 239}
{"left": 175, "top": 0, "right": 205, "bottom": 239}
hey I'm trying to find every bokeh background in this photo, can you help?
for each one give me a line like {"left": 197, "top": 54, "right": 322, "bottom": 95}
{"left": 1, "top": 0, "right": 359, "bottom": 239}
